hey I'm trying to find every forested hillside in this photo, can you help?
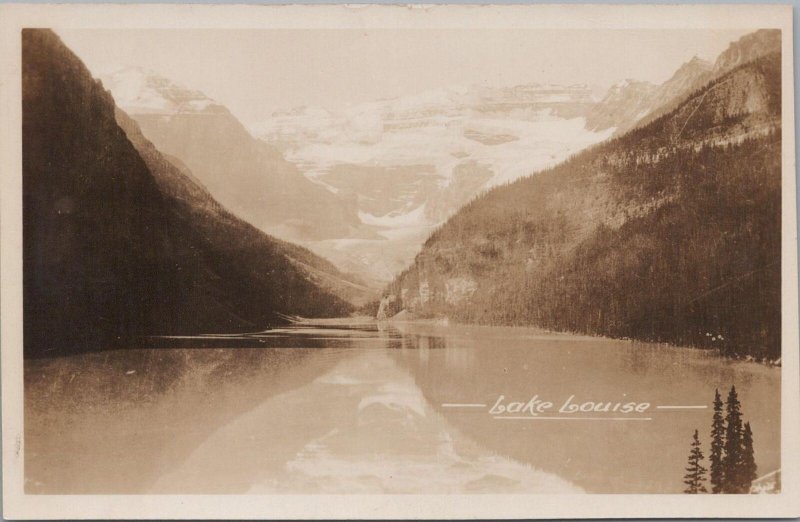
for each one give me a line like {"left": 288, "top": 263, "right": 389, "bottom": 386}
{"left": 386, "top": 52, "right": 782, "bottom": 360}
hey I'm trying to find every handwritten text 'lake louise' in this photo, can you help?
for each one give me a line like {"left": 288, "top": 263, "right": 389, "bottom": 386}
{"left": 489, "top": 395, "right": 651, "bottom": 416}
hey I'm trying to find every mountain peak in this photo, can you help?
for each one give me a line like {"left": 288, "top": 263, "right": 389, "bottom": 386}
{"left": 102, "top": 67, "right": 227, "bottom": 116}
{"left": 683, "top": 55, "right": 713, "bottom": 70}
{"left": 658, "top": 56, "right": 712, "bottom": 93}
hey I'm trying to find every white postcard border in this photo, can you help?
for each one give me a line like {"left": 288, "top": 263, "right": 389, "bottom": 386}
{"left": 1, "top": 4, "right": 798, "bottom": 519}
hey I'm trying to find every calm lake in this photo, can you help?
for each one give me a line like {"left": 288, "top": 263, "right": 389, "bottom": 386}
{"left": 24, "top": 320, "right": 780, "bottom": 494}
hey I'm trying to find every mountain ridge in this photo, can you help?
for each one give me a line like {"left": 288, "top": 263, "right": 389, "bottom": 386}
{"left": 594, "top": 29, "right": 780, "bottom": 137}
{"left": 102, "top": 67, "right": 366, "bottom": 243}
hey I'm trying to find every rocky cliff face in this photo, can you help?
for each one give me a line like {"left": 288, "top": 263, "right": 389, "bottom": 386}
{"left": 387, "top": 51, "right": 782, "bottom": 359}
{"left": 633, "top": 30, "right": 781, "bottom": 134}
{"left": 23, "top": 30, "right": 353, "bottom": 358}
{"left": 713, "top": 29, "right": 781, "bottom": 73}
{"left": 586, "top": 57, "right": 714, "bottom": 136}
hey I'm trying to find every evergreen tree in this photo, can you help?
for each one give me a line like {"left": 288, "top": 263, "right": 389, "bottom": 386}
{"left": 740, "top": 422, "right": 758, "bottom": 492}
{"left": 722, "top": 385, "right": 744, "bottom": 493}
{"left": 683, "top": 429, "right": 708, "bottom": 494}
{"left": 709, "top": 388, "right": 726, "bottom": 493}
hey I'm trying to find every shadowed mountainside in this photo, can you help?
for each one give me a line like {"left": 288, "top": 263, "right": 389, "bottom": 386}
{"left": 22, "top": 29, "right": 354, "bottom": 358}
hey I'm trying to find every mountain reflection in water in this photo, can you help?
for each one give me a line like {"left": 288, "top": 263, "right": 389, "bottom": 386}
{"left": 24, "top": 321, "right": 779, "bottom": 494}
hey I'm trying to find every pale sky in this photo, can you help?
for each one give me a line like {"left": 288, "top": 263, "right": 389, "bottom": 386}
{"left": 58, "top": 28, "right": 751, "bottom": 127}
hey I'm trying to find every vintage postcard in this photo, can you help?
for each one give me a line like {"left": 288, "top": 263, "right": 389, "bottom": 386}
{"left": 1, "top": 3, "right": 798, "bottom": 519}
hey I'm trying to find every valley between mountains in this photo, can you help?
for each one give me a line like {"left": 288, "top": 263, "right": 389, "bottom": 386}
{"left": 23, "top": 28, "right": 782, "bottom": 361}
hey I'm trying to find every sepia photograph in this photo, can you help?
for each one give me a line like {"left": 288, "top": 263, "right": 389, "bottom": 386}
{"left": 1, "top": 3, "right": 798, "bottom": 519}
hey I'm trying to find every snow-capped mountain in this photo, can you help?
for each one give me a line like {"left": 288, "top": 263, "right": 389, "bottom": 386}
{"left": 251, "top": 83, "right": 612, "bottom": 280}
{"left": 254, "top": 83, "right": 603, "bottom": 191}
{"left": 101, "top": 67, "right": 227, "bottom": 115}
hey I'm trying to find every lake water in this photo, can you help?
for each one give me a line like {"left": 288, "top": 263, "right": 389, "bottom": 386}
{"left": 24, "top": 320, "right": 780, "bottom": 494}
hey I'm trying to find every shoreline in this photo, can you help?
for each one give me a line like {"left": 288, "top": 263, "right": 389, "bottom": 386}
{"left": 357, "top": 313, "right": 782, "bottom": 367}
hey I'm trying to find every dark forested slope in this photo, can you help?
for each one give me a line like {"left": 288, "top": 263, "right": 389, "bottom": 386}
{"left": 23, "top": 29, "right": 352, "bottom": 358}
{"left": 387, "top": 52, "right": 782, "bottom": 359}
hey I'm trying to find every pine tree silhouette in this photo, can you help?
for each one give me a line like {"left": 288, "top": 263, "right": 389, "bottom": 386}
{"left": 709, "top": 388, "right": 726, "bottom": 493}
{"left": 683, "top": 429, "right": 708, "bottom": 494}
{"left": 740, "top": 421, "right": 758, "bottom": 492}
{"left": 722, "top": 385, "right": 744, "bottom": 493}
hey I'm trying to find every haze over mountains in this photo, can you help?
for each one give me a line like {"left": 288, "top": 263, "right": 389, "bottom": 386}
{"left": 103, "top": 72, "right": 615, "bottom": 281}
{"left": 99, "top": 30, "right": 777, "bottom": 285}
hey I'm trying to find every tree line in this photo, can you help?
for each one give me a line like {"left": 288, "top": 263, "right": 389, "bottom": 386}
{"left": 683, "top": 386, "right": 758, "bottom": 493}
